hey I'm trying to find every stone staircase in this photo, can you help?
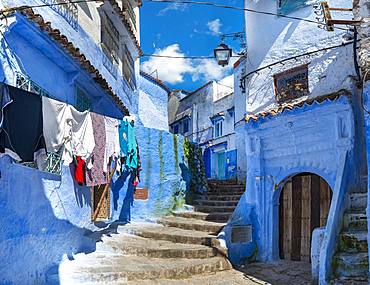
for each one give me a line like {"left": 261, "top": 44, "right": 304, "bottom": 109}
{"left": 57, "top": 180, "right": 247, "bottom": 284}
{"left": 332, "top": 192, "right": 369, "bottom": 284}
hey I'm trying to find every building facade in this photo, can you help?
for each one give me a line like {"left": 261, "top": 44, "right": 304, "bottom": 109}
{"left": 168, "top": 79, "right": 238, "bottom": 180}
{"left": 0, "top": 1, "right": 186, "bottom": 284}
{"left": 223, "top": 0, "right": 368, "bottom": 283}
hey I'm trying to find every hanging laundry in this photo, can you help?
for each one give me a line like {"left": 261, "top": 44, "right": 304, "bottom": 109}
{"left": 0, "top": 84, "right": 46, "bottom": 162}
{"left": 0, "top": 84, "right": 12, "bottom": 129}
{"left": 42, "top": 97, "right": 95, "bottom": 167}
{"left": 74, "top": 156, "right": 86, "bottom": 186}
{"left": 118, "top": 117, "right": 138, "bottom": 170}
{"left": 104, "top": 116, "right": 120, "bottom": 173}
{"left": 86, "top": 113, "right": 108, "bottom": 187}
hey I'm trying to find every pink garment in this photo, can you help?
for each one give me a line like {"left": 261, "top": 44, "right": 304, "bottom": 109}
{"left": 86, "top": 113, "right": 108, "bottom": 186}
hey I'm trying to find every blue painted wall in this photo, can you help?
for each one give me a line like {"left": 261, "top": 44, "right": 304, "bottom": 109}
{"left": 0, "top": 126, "right": 186, "bottom": 284}
{"left": 221, "top": 95, "right": 364, "bottom": 283}
{"left": 0, "top": 3, "right": 187, "bottom": 284}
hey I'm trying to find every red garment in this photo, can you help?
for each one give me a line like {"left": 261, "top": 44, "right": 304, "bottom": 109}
{"left": 74, "top": 156, "right": 86, "bottom": 185}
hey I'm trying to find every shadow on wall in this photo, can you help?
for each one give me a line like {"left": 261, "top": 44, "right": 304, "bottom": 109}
{"left": 111, "top": 170, "right": 136, "bottom": 223}
{"left": 0, "top": 156, "right": 96, "bottom": 285}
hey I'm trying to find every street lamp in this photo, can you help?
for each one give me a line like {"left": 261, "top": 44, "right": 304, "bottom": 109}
{"left": 214, "top": 42, "right": 232, "bottom": 67}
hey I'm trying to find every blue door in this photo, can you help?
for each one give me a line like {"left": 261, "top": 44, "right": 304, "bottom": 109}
{"left": 217, "top": 152, "right": 226, "bottom": 180}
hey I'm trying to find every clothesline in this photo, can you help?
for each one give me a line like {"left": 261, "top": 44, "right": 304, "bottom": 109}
{"left": 0, "top": 83, "right": 141, "bottom": 188}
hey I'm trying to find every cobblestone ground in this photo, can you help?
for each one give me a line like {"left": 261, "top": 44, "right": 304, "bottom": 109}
{"left": 239, "top": 260, "right": 312, "bottom": 285}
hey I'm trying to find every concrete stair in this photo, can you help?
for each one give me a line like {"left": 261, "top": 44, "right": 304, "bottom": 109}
{"left": 332, "top": 192, "right": 369, "bottom": 281}
{"left": 158, "top": 216, "right": 225, "bottom": 234}
{"left": 57, "top": 180, "right": 245, "bottom": 284}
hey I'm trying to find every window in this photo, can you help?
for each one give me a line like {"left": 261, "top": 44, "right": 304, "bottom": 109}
{"left": 183, "top": 119, "right": 189, "bottom": 133}
{"left": 101, "top": 13, "right": 120, "bottom": 64}
{"left": 122, "top": 45, "right": 136, "bottom": 89}
{"left": 123, "top": 0, "right": 137, "bottom": 30}
{"left": 76, "top": 87, "right": 91, "bottom": 112}
{"left": 214, "top": 120, "right": 223, "bottom": 138}
{"left": 173, "top": 124, "right": 179, "bottom": 134}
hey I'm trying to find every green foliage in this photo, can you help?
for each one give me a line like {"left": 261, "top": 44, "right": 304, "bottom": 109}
{"left": 183, "top": 138, "right": 208, "bottom": 193}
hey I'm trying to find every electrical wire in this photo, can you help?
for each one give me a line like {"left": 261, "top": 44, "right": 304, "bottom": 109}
{"left": 145, "top": 0, "right": 352, "bottom": 31}
{"left": 240, "top": 40, "right": 359, "bottom": 84}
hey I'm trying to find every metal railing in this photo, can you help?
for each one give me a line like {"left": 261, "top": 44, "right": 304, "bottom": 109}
{"left": 41, "top": 0, "right": 78, "bottom": 29}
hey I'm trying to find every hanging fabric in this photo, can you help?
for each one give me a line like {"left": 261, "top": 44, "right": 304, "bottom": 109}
{"left": 0, "top": 84, "right": 12, "bottom": 129}
{"left": 86, "top": 113, "right": 108, "bottom": 186}
{"left": 74, "top": 156, "right": 86, "bottom": 185}
{"left": 0, "top": 84, "right": 46, "bottom": 162}
{"left": 104, "top": 116, "right": 120, "bottom": 173}
{"left": 118, "top": 117, "right": 137, "bottom": 170}
{"left": 42, "top": 97, "right": 95, "bottom": 167}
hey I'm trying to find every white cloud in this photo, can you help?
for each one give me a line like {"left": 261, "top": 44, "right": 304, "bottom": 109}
{"left": 141, "top": 44, "right": 235, "bottom": 86}
{"left": 207, "top": 19, "right": 222, "bottom": 36}
{"left": 158, "top": 3, "right": 187, "bottom": 16}
{"left": 141, "top": 44, "right": 194, "bottom": 84}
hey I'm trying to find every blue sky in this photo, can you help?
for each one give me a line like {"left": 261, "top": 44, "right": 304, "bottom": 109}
{"left": 140, "top": 0, "right": 245, "bottom": 91}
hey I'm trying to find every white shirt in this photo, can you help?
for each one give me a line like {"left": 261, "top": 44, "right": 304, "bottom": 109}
{"left": 104, "top": 116, "right": 120, "bottom": 172}
{"left": 42, "top": 97, "right": 95, "bottom": 168}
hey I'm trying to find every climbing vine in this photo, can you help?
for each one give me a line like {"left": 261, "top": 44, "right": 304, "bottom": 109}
{"left": 183, "top": 139, "right": 208, "bottom": 193}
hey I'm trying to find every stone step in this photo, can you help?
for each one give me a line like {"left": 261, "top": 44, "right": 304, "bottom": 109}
{"left": 121, "top": 223, "right": 220, "bottom": 247}
{"left": 343, "top": 211, "right": 367, "bottom": 231}
{"left": 59, "top": 255, "right": 232, "bottom": 284}
{"left": 348, "top": 193, "right": 367, "bottom": 210}
{"left": 173, "top": 211, "right": 231, "bottom": 223}
{"left": 158, "top": 216, "right": 225, "bottom": 234}
{"left": 334, "top": 252, "right": 369, "bottom": 278}
{"left": 194, "top": 199, "right": 239, "bottom": 207}
{"left": 203, "top": 193, "right": 242, "bottom": 200}
{"left": 125, "top": 270, "right": 251, "bottom": 285}
{"left": 339, "top": 231, "right": 368, "bottom": 253}
{"left": 99, "top": 234, "right": 217, "bottom": 259}
{"left": 194, "top": 205, "right": 236, "bottom": 213}
{"left": 331, "top": 277, "right": 370, "bottom": 285}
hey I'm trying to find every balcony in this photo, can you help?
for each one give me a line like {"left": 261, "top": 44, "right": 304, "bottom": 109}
{"left": 41, "top": 0, "right": 78, "bottom": 29}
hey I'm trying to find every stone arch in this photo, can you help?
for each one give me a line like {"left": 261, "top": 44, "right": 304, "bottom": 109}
{"left": 272, "top": 171, "right": 333, "bottom": 261}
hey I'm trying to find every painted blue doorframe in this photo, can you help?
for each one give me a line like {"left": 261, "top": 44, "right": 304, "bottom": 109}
{"left": 203, "top": 148, "right": 212, "bottom": 178}
{"left": 221, "top": 94, "right": 362, "bottom": 284}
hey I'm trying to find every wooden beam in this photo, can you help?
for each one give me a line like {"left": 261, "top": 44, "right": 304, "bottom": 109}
{"left": 321, "top": 2, "right": 334, "bottom": 32}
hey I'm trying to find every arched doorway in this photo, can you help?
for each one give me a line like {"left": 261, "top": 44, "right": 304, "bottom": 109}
{"left": 279, "top": 173, "right": 332, "bottom": 262}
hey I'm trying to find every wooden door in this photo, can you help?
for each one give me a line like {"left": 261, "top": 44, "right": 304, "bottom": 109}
{"left": 91, "top": 184, "right": 110, "bottom": 221}
{"left": 279, "top": 174, "right": 332, "bottom": 262}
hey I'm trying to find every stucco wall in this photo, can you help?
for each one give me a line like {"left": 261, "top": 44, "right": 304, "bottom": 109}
{"left": 0, "top": 126, "right": 186, "bottom": 284}
{"left": 138, "top": 74, "right": 169, "bottom": 131}
{"left": 222, "top": 96, "right": 356, "bottom": 278}
{"left": 0, "top": 0, "right": 139, "bottom": 116}
{"left": 238, "top": 0, "right": 356, "bottom": 115}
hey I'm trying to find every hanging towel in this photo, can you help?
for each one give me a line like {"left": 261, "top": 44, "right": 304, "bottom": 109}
{"left": 0, "top": 84, "right": 12, "bottom": 130}
{"left": 118, "top": 119, "right": 137, "bottom": 170}
{"left": 0, "top": 84, "right": 46, "bottom": 162}
{"left": 104, "top": 116, "right": 120, "bottom": 173}
{"left": 86, "top": 113, "right": 108, "bottom": 186}
{"left": 42, "top": 97, "right": 95, "bottom": 167}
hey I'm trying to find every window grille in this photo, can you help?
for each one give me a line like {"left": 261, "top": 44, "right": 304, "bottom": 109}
{"left": 123, "top": 0, "right": 137, "bottom": 30}
{"left": 122, "top": 44, "right": 136, "bottom": 89}
{"left": 15, "top": 73, "right": 51, "bottom": 98}
{"left": 277, "top": 0, "right": 319, "bottom": 15}
{"left": 101, "top": 13, "right": 120, "bottom": 64}
{"left": 41, "top": 0, "right": 78, "bottom": 29}
{"left": 75, "top": 87, "right": 91, "bottom": 112}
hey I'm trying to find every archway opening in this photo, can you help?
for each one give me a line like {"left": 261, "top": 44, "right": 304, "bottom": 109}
{"left": 279, "top": 173, "right": 332, "bottom": 262}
